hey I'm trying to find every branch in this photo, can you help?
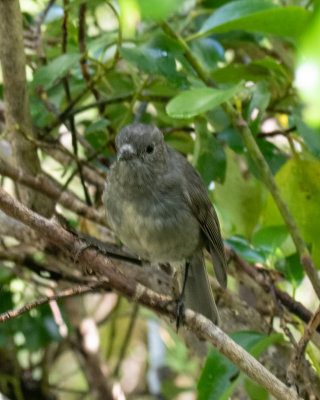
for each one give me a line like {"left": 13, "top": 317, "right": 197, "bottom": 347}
{"left": 287, "top": 305, "right": 320, "bottom": 385}
{"left": 0, "top": 0, "right": 53, "bottom": 216}
{"left": 78, "top": 2, "right": 102, "bottom": 111}
{"left": 113, "top": 302, "right": 139, "bottom": 377}
{"left": 0, "top": 188, "right": 302, "bottom": 400}
{"left": 16, "top": 125, "right": 106, "bottom": 187}
{"left": 257, "top": 126, "right": 296, "bottom": 138}
{"left": 161, "top": 21, "right": 320, "bottom": 301}
{"left": 0, "top": 159, "right": 106, "bottom": 226}
{"left": 227, "top": 248, "right": 320, "bottom": 333}
{"left": 0, "top": 283, "right": 104, "bottom": 323}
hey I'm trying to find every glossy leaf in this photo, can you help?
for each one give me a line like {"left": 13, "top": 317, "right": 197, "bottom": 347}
{"left": 262, "top": 159, "right": 320, "bottom": 268}
{"left": 198, "top": 0, "right": 311, "bottom": 39}
{"left": 275, "top": 253, "right": 304, "bottom": 286}
{"left": 120, "top": 46, "right": 182, "bottom": 81}
{"left": 225, "top": 236, "right": 265, "bottom": 263}
{"left": 194, "top": 120, "right": 226, "bottom": 185}
{"left": 247, "top": 82, "right": 270, "bottom": 135}
{"left": 214, "top": 150, "right": 267, "bottom": 238}
{"left": 219, "top": 127, "right": 244, "bottom": 154}
{"left": 252, "top": 226, "right": 288, "bottom": 254}
{"left": 166, "top": 84, "right": 241, "bottom": 119}
{"left": 32, "top": 53, "right": 81, "bottom": 89}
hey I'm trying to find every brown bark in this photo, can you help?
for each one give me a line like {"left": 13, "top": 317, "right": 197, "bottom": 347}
{"left": 0, "top": 0, "right": 53, "bottom": 216}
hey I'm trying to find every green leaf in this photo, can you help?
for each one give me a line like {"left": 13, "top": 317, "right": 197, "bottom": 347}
{"left": 166, "top": 84, "right": 242, "bottom": 119}
{"left": 262, "top": 159, "right": 320, "bottom": 268}
{"left": 246, "top": 140, "right": 288, "bottom": 178}
{"left": 84, "top": 119, "right": 110, "bottom": 151}
{"left": 120, "top": 46, "right": 182, "bottom": 81}
{"left": 293, "top": 116, "right": 320, "bottom": 160}
{"left": 198, "top": 331, "right": 282, "bottom": 400}
{"left": 164, "top": 130, "right": 195, "bottom": 154}
{"left": 219, "top": 127, "right": 244, "bottom": 154}
{"left": 252, "top": 226, "right": 288, "bottom": 254}
{"left": 244, "top": 379, "right": 269, "bottom": 400}
{"left": 196, "top": 138, "right": 226, "bottom": 185}
{"left": 190, "top": 38, "right": 225, "bottom": 71}
{"left": 225, "top": 236, "right": 266, "bottom": 263}
{"left": 214, "top": 149, "right": 267, "bottom": 238}
{"left": 0, "top": 268, "right": 13, "bottom": 284}
{"left": 198, "top": 0, "right": 311, "bottom": 39}
{"left": 0, "top": 289, "right": 13, "bottom": 313}
{"left": 256, "top": 140, "right": 288, "bottom": 176}
{"left": 85, "top": 119, "right": 110, "bottom": 134}
{"left": 194, "top": 120, "right": 226, "bottom": 184}
{"left": 275, "top": 253, "right": 304, "bottom": 286}
{"left": 247, "top": 82, "right": 270, "bottom": 135}
{"left": 137, "top": 0, "right": 183, "bottom": 20}
{"left": 32, "top": 53, "right": 81, "bottom": 89}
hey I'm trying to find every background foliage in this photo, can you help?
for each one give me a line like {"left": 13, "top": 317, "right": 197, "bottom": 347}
{"left": 1, "top": 0, "right": 320, "bottom": 399}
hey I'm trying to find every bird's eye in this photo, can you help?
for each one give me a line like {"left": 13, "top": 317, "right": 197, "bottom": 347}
{"left": 146, "top": 144, "right": 154, "bottom": 154}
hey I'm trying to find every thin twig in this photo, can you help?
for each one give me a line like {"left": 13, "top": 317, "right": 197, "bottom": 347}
{"left": 104, "top": 1, "right": 122, "bottom": 70}
{"left": 69, "top": 94, "right": 171, "bottom": 117}
{"left": 0, "top": 159, "right": 106, "bottom": 226}
{"left": 113, "top": 302, "right": 139, "bottom": 377}
{"left": 62, "top": 0, "right": 91, "bottom": 206}
{"left": 16, "top": 125, "right": 105, "bottom": 185}
{"left": 257, "top": 126, "right": 296, "bottom": 138}
{"left": 288, "top": 305, "right": 320, "bottom": 386}
{"left": 78, "top": 3, "right": 102, "bottom": 109}
{"left": 0, "top": 283, "right": 104, "bottom": 323}
{"left": 227, "top": 248, "right": 320, "bottom": 333}
{"left": 37, "top": 0, "right": 56, "bottom": 28}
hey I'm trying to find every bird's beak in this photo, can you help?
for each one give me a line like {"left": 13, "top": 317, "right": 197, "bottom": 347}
{"left": 117, "top": 144, "right": 135, "bottom": 161}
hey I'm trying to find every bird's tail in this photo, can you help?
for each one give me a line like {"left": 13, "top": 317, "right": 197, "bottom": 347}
{"left": 185, "top": 252, "right": 220, "bottom": 325}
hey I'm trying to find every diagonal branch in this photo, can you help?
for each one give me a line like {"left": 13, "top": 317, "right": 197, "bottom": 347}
{"left": 0, "top": 159, "right": 106, "bottom": 226}
{"left": 0, "top": 187, "right": 302, "bottom": 400}
{"left": 0, "top": 283, "right": 104, "bottom": 323}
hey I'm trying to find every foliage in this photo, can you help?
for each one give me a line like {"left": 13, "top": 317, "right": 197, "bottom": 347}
{"left": 1, "top": 0, "right": 320, "bottom": 399}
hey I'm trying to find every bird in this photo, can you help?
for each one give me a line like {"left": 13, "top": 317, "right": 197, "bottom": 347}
{"left": 104, "top": 123, "right": 227, "bottom": 328}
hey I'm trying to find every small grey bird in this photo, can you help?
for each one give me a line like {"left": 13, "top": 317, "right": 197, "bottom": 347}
{"left": 104, "top": 124, "right": 227, "bottom": 326}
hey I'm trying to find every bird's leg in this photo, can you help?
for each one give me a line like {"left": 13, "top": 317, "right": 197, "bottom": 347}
{"left": 176, "top": 261, "right": 190, "bottom": 331}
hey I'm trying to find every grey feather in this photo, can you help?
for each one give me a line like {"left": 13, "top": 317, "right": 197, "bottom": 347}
{"left": 104, "top": 123, "right": 227, "bottom": 324}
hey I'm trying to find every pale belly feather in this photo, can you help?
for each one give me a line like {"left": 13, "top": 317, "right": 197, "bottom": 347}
{"left": 107, "top": 194, "right": 201, "bottom": 263}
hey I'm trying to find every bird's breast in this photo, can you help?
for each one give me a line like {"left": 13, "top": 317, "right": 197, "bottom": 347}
{"left": 105, "top": 178, "right": 201, "bottom": 262}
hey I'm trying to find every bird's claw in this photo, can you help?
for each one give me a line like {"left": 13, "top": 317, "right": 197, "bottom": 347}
{"left": 175, "top": 297, "right": 186, "bottom": 332}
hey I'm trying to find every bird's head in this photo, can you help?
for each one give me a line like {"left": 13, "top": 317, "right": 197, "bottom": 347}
{"left": 115, "top": 124, "right": 168, "bottom": 174}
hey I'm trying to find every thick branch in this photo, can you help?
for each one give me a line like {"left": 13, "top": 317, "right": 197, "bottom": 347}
{"left": 0, "top": 187, "right": 302, "bottom": 400}
{"left": 0, "top": 159, "right": 106, "bottom": 226}
{"left": 0, "top": 0, "right": 53, "bottom": 216}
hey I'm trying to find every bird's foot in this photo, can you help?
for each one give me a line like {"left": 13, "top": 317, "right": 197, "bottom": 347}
{"left": 73, "top": 233, "right": 109, "bottom": 275}
{"left": 175, "top": 296, "right": 186, "bottom": 332}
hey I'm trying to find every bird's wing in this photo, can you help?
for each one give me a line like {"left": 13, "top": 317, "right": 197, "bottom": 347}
{"left": 175, "top": 151, "right": 227, "bottom": 288}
